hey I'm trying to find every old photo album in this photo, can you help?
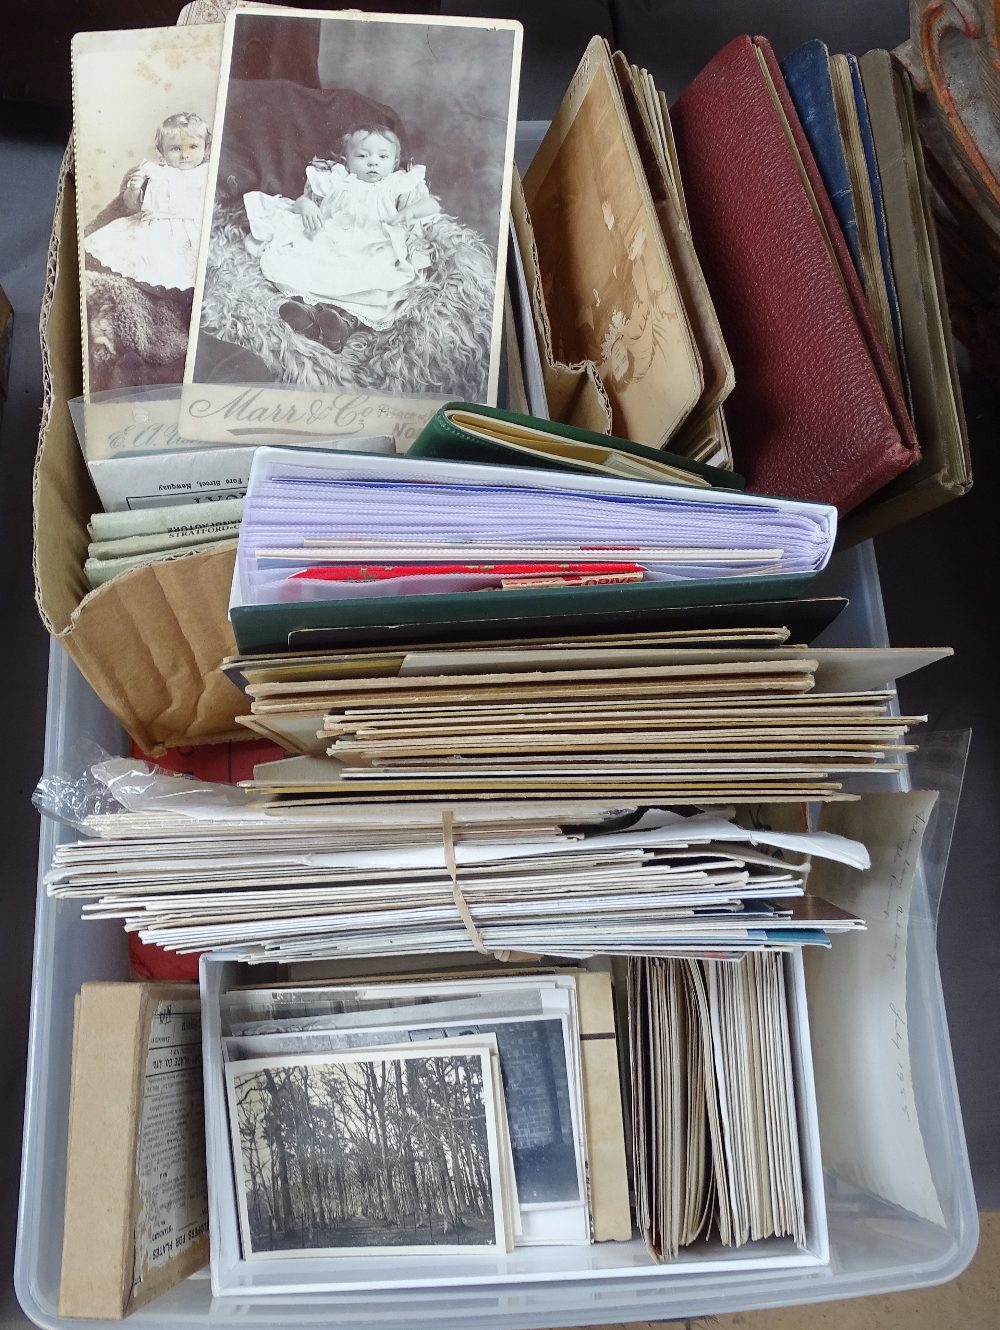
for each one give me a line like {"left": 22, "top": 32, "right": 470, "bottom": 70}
{"left": 182, "top": 6, "right": 523, "bottom": 447}
{"left": 522, "top": 37, "right": 735, "bottom": 464}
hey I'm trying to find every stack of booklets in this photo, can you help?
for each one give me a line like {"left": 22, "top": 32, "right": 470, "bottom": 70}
{"left": 209, "top": 968, "right": 633, "bottom": 1259}
{"left": 662, "top": 34, "right": 968, "bottom": 528}
{"left": 84, "top": 498, "right": 243, "bottom": 589}
{"left": 523, "top": 33, "right": 969, "bottom": 532}
{"left": 779, "top": 43, "right": 971, "bottom": 541}
{"left": 521, "top": 38, "right": 735, "bottom": 464}
{"left": 46, "top": 793, "right": 867, "bottom": 962}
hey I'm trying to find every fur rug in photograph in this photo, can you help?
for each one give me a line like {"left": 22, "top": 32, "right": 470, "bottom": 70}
{"left": 82, "top": 190, "right": 193, "bottom": 393}
{"left": 198, "top": 204, "right": 498, "bottom": 398}
{"left": 85, "top": 270, "right": 192, "bottom": 392}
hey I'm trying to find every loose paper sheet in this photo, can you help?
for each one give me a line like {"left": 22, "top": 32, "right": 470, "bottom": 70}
{"left": 132, "top": 1000, "right": 209, "bottom": 1295}
{"left": 806, "top": 790, "right": 946, "bottom": 1226}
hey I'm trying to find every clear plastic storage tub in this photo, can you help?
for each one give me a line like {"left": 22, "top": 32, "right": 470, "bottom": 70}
{"left": 16, "top": 541, "right": 978, "bottom": 1330}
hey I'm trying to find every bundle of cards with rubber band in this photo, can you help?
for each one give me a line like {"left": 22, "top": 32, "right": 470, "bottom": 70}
{"left": 46, "top": 789, "right": 868, "bottom": 963}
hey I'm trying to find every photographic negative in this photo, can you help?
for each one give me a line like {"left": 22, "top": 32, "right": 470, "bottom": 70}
{"left": 183, "top": 8, "right": 522, "bottom": 447}
{"left": 226, "top": 1049, "right": 507, "bottom": 1256}
{"left": 522, "top": 39, "right": 701, "bottom": 448}
{"left": 72, "top": 26, "right": 224, "bottom": 397}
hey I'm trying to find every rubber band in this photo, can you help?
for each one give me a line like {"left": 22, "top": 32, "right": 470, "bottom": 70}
{"left": 440, "top": 811, "right": 491, "bottom": 956}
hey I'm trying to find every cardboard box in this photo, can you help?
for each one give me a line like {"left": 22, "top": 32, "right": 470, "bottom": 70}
{"left": 32, "top": 154, "right": 595, "bottom": 755}
{"left": 33, "top": 149, "right": 248, "bottom": 754}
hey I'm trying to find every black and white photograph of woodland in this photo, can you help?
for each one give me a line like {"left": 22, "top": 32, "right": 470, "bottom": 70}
{"left": 228, "top": 1051, "right": 502, "bottom": 1256}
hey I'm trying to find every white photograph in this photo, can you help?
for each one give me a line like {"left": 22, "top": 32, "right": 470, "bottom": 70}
{"left": 226, "top": 1049, "right": 507, "bottom": 1256}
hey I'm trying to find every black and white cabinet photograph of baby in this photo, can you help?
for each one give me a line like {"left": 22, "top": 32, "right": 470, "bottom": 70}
{"left": 72, "top": 24, "right": 223, "bottom": 395}
{"left": 187, "top": 9, "right": 522, "bottom": 414}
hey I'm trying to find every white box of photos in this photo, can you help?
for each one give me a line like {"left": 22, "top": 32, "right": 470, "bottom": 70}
{"left": 199, "top": 950, "right": 828, "bottom": 1299}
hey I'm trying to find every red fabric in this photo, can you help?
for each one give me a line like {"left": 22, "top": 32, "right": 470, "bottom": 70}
{"left": 671, "top": 35, "right": 917, "bottom": 514}
{"left": 129, "top": 738, "right": 283, "bottom": 784}
{"left": 128, "top": 934, "right": 202, "bottom": 983}
{"left": 125, "top": 738, "right": 284, "bottom": 981}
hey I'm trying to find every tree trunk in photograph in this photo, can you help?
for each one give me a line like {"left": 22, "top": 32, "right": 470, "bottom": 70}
{"left": 458, "top": 1119, "right": 485, "bottom": 1219}
{"left": 266, "top": 1118, "right": 282, "bottom": 1233}
{"left": 298, "top": 1067, "right": 330, "bottom": 1233}
{"left": 434, "top": 1059, "right": 469, "bottom": 1219}
{"left": 456, "top": 1057, "right": 487, "bottom": 1217}
{"left": 263, "top": 1070, "right": 296, "bottom": 1238}
{"left": 325, "top": 1093, "right": 350, "bottom": 1221}
{"left": 248, "top": 1126, "right": 268, "bottom": 1234}
{"left": 475, "top": 1151, "right": 492, "bottom": 1215}
{"left": 416, "top": 1159, "right": 434, "bottom": 1239}
{"left": 373, "top": 1063, "right": 395, "bottom": 1225}
{"left": 288, "top": 1071, "right": 316, "bottom": 1237}
{"left": 397, "top": 1061, "right": 422, "bottom": 1234}
{"left": 361, "top": 1064, "right": 392, "bottom": 1223}
{"left": 435, "top": 1146, "right": 458, "bottom": 1234}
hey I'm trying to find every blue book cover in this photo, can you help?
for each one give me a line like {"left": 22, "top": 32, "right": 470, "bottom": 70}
{"left": 780, "top": 39, "right": 863, "bottom": 281}
{"left": 847, "top": 53, "right": 911, "bottom": 408}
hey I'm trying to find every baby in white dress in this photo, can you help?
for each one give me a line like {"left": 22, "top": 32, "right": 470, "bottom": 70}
{"left": 243, "top": 125, "right": 441, "bottom": 350}
{"left": 85, "top": 112, "right": 211, "bottom": 293}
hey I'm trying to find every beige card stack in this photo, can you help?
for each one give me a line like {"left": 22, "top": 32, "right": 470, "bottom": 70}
{"left": 629, "top": 953, "right": 805, "bottom": 1260}
{"left": 235, "top": 644, "right": 949, "bottom": 804}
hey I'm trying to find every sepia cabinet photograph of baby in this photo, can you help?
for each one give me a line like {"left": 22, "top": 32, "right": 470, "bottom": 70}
{"left": 183, "top": 7, "right": 522, "bottom": 441}
{"left": 72, "top": 24, "right": 224, "bottom": 396}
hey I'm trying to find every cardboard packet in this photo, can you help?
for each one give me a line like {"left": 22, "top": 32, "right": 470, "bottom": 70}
{"left": 59, "top": 982, "right": 208, "bottom": 1319}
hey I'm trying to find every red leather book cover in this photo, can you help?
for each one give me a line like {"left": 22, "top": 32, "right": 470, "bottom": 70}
{"left": 671, "top": 35, "right": 918, "bottom": 514}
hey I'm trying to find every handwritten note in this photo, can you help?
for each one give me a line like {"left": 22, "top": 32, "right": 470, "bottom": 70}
{"left": 805, "top": 790, "right": 945, "bottom": 1227}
